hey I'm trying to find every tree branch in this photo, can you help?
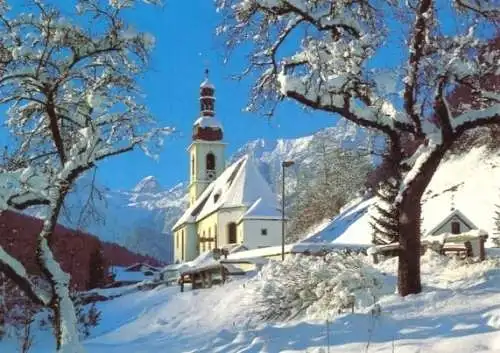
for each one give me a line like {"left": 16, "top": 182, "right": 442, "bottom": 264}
{"left": 403, "top": 0, "right": 432, "bottom": 135}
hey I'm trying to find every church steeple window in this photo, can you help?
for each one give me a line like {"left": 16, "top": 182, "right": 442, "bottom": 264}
{"left": 206, "top": 153, "right": 215, "bottom": 171}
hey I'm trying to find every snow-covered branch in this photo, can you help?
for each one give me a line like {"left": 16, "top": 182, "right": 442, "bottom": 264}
{"left": 0, "top": 0, "right": 168, "bottom": 351}
{"left": 0, "top": 246, "right": 51, "bottom": 306}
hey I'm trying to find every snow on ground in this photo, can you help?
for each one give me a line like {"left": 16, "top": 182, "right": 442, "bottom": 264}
{"left": 3, "top": 251, "right": 500, "bottom": 352}
{"left": 87, "top": 252, "right": 500, "bottom": 353}
{"left": 303, "top": 197, "right": 375, "bottom": 245}
{"left": 305, "top": 146, "right": 500, "bottom": 246}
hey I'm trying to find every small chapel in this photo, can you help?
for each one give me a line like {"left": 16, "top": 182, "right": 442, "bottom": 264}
{"left": 172, "top": 72, "right": 283, "bottom": 263}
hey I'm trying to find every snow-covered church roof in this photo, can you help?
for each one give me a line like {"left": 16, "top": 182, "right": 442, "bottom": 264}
{"left": 193, "top": 116, "right": 223, "bottom": 130}
{"left": 200, "top": 78, "right": 215, "bottom": 89}
{"left": 172, "top": 155, "right": 281, "bottom": 230}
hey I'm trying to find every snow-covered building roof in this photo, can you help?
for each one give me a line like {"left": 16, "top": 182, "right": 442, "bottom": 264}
{"left": 193, "top": 116, "right": 223, "bottom": 129}
{"left": 426, "top": 208, "right": 478, "bottom": 236}
{"left": 111, "top": 266, "right": 154, "bottom": 284}
{"left": 123, "top": 263, "right": 160, "bottom": 273}
{"left": 172, "top": 155, "right": 281, "bottom": 230}
{"left": 238, "top": 197, "right": 282, "bottom": 222}
{"left": 226, "top": 242, "right": 369, "bottom": 261}
{"left": 200, "top": 78, "right": 214, "bottom": 89}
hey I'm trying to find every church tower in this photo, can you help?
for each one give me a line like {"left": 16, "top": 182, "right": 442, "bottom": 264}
{"left": 188, "top": 70, "right": 225, "bottom": 206}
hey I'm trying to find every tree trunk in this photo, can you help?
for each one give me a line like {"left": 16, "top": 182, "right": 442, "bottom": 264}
{"left": 397, "top": 146, "right": 447, "bottom": 296}
{"left": 36, "top": 189, "right": 83, "bottom": 352}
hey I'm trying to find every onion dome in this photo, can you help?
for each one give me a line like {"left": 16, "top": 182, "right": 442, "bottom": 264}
{"left": 193, "top": 69, "right": 223, "bottom": 141}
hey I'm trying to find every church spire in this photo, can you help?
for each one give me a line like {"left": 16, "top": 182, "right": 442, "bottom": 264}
{"left": 200, "top": 68, "right": 215, "bottom": 117}
{"left": 193, "top": 69, "right": 223, "bottom": 141}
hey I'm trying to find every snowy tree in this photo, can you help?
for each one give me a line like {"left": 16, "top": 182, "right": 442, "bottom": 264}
{"left": 369, "top": 177, "right": 400, "bottom": 245}
{"left": 216, "top": 0, "right": 500, "bottom": 295}
{"left": 289, "top": 137, "right": 372, "bottom": 240}
{"left": 0, "top": 0, "right": 170, "bottom": 351}
{"left": 251, "top": 252, "right": 382, "bottom": 321}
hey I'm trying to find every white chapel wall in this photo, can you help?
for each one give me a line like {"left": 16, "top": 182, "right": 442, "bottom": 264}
{"left": 240, "top": 219, "right": 282, "bottom": 249}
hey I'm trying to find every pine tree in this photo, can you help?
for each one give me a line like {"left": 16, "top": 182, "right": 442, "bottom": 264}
{"left": 369, "top": 177, "right": 400, "bottom": 245}
{"left": 493, "top": 202, "right": 500, "bottom": 246}
{"left": 87, "top": 243, "right": 107, "bottom": 290}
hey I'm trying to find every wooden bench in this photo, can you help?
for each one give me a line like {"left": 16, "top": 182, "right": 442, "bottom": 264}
{"left": 440, "top": 241, "right": 473, "bottom": 259}
{"left": 370, "top": 234, "right": 487, "bottom": 264}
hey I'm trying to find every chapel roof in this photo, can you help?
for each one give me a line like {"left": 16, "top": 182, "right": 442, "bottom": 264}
{"left": 172, "top": 155, "right": 281, "bottom": 230}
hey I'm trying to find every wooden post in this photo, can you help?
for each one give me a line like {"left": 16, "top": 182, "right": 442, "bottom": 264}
{"left": 371, "top": 253, "right": 379, "bottom": 264}
{"left": 201, "top": 271, "right": 206, "bottom": 289}
{"left": 179, "top": 276, "right": 184, "bottom": 293}
{"left": 464, "top": 241, "right": 473, "bottom": 258}
{"left": 479, "top": 236, "right": 486, "bottom": 261}
{"left": 207, "top": 272, "right": 213, "bottom": 288}
{"left": 192, "top": 273, "right": 197, "bottom": 290}
{"left": 220, "top": 265, "right": 226, "bottom": 285}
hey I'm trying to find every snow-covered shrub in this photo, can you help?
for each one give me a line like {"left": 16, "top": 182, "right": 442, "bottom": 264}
{"left": 250, "top": 252, "right": 382, "bottom": 321}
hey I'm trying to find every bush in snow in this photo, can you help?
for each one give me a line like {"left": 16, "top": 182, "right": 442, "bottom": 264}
{"left": 251, "top": 252, "right": 382, "bottom": 321}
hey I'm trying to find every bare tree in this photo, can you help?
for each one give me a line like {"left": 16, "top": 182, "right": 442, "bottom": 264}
{"left": 216, "top": 0, "right": 500, "bottom": 295}
{"left": 289, "top": 137, "right": 372, "bottom": 240}
{"left": 0, "top": 0, "right": 170, "bottom": 351}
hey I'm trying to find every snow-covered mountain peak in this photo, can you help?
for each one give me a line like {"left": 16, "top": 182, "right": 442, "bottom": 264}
{"left": 133, "top": 176, "right": 162, "bottom": 194}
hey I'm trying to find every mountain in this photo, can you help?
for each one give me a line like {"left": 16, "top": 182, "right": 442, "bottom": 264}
{"left": 231, "top": 125, "right": 376, "bottom": 197}
{"left": 37, "top": 125, "right": 372, "bottom": 263}
{"left": 26, "top": 177, "right": 189, "bottom": 263}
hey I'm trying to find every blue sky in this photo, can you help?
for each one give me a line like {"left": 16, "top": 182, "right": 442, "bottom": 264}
{"left": 94, "top": 1, "right": 336, "bottom": 191}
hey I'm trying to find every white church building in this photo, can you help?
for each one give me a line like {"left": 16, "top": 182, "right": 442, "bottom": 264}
{"left": 172, "top": 73, "right": 283, "bottom": 263}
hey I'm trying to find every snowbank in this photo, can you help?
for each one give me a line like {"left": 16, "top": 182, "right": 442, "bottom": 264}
{"left": 305, "top": 146, "right": 500, "bottom": 247}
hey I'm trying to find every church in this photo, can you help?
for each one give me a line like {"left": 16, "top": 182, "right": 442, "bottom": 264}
{"left": 172, "top": 73, "right": 283, "bottom": 263}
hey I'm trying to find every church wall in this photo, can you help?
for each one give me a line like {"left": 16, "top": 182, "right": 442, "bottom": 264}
{"left": 188, "top": 141, "right": 225, "bottom": 205}
{"left": 174, "top": 224, "right": 198, "bottom": 263}
{"left": 184, "top": 224, "right": 198, "bottom": 261}
{"left": 196, "top": 212, "right": 218, "bottom": 252}
{"left": 239, "top": 219, "right": 282, "bottom": 249}
{"left": 217, "top": 208, "right": 246, "bottom": 246}
{"left": 237, "top": 222, "right": 244, "bottom": 244}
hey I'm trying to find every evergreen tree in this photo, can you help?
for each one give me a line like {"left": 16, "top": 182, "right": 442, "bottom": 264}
{"left": 493, "top": 202, "right": 500, "bottom": 245}
{"left": 369, "top": 177, "right": 400, "bottom": 245}
{"left": 87, "top": 243, "right": 107, "bottom": 290}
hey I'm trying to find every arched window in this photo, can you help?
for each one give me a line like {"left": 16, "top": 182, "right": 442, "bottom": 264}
{"left": 451, "top": 221, "right": 460, "bottom": 234}
{"left": 206, "top": 153, "right": 215, "bottom": 171}
{"left": 227, "top": 222, "right": 237, "bottom": 244}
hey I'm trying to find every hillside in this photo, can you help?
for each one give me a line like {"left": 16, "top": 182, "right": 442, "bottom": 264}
{"left": 0, "top": 211, "right": 162, "bottom": 291}
{"left": 305, "top": 144, "right": 500, "bottom": 245}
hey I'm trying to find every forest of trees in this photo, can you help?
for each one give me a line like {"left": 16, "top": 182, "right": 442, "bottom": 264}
{"left": 288, "top": 135, "right": 373, "bottom": 241}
